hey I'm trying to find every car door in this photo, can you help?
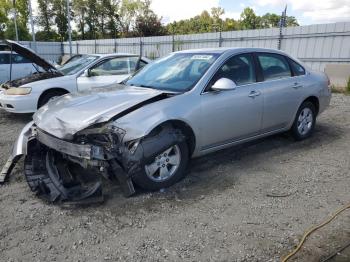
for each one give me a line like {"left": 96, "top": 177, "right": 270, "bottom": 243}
{"left": 255, "top": 52, "right": 305, "bottom": 133}
{"left": 200, "top": 53, "right": 264, "bottom": 150}
{"left": 11, "top": 54, "right": 35, "bottom": 80}
{"left": 76, "top": 56, "right": 141, "bottom": 92}
{"left": 0, "top": 53, "right": 10, "bottom": 84}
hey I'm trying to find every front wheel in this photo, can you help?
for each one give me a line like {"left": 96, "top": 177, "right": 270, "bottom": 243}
{"left": 132, "top": 141, "right": 189, "bottom": 191}
{"left": 38, "top": 90, "right": 67, "bottom": 108}
{"left": 291, "top": 101, "right": 316, "bottom": 141}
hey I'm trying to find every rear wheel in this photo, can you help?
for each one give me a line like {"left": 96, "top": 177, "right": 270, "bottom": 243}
{"left": 38, "top": 90, "right": 67, "bottom": 108}
{"left": 132, "top": 138, "right": 189, "bottom": 191}
{"left": 291, "top": 101, "right": 316, "bottom": 140}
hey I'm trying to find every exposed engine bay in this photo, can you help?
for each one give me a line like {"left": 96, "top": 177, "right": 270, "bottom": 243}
{"left": 0, "top": 90, "right": 187, "bottom": 205}
{"left": 21, "top": 123, "right": 184, "bottom": 204}
{"left": 1, "top": 71, "right": 63, "bottom": 89}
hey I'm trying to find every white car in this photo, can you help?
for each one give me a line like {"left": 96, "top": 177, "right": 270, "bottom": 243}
{"left": 0, "top": 51, "right": 38, "bottom": 84}
{"left": 0, "top": 41, "right": 151, "bottom": 113}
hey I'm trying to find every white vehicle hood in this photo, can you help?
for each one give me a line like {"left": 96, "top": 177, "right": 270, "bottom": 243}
{"left": 33, "top": 85, "right": 165, "bottom": 139}
{"left": 22, "top": 75, "right": 74, "bottom": 88}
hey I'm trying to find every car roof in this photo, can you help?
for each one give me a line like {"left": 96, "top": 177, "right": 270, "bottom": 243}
{"left": 175, "top": 47, "right": 289, "bottom": 56}
{"left": 95, "top": 53, "right": 142, "bottom": 57}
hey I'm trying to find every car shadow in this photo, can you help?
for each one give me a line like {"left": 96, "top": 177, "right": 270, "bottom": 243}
{"left": 94, "top": 121, "right": 344, "bottom": 215}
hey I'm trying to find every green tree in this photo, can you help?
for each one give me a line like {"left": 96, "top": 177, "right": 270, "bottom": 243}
{"left": 72, "top": 0, "right": 88, "bottom": 39}
{"left": 211, "top": 6, "right": 224, "bottom": 23}
{"left": 15, "top": 0, "right": 29, "bottom": 27}
{"left": 37, "top": 0, "right": 55, "bottom": 40}
{"left": 286, "top": 16, "right": 299, "bottom": 27}
{"left": 35, "top": 30, "right": 60, "bottom": 41}
{"left": 134, "top": 0, "right": 164, "bottom": 36}
{"left": 260, "top": 12, "right": 299, "bottom": 28}
{"left": 5, "top": 21, "right": 30, "bottom": 40}
{"left": 52, "top": 0, "right": 69, "bottom": 41}
{"left": 240, "top": 7, "right": 261, "bottom": 29}
{"left": 0, "top": 1, "right": 10, "bottom": 38}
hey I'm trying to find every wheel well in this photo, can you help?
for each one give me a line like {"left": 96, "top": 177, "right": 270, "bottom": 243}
{"left": 303, "top": 96, "right": 319, "bottom": 115}
{"left": 154, "top": 120, "right": 196, "bottom": 156}
{"left": 38, "top": 88, "right": 69, "bottom": 108}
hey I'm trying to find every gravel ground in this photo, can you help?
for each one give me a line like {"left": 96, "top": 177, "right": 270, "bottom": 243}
{"left": 0, "top": 94, "right": 350, "bottom": 262}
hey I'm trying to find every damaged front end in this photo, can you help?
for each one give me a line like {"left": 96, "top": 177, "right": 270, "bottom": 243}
{"left": 1, "top": 120, "right": 185, "bottom": 205}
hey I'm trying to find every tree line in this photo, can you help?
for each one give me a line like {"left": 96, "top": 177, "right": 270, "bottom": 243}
{"left": 0, "top": 0, "right": 299, "bottom": 42}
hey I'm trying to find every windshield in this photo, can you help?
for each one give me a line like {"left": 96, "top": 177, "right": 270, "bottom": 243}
{"left": 60, "top": 55, "right": 99, "bottom": 75}
{"left": 126, "top": 53, "right": 219, "bottom": 92}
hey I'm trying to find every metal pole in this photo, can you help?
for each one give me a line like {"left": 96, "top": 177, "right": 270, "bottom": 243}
{"left": 66, "top": 0, "right": 72, "bottom": 56}
{"left": 139, "top": 36, "right": 143, "bottom": 57}
{"left": 28, "top": 0, "right": 36, "bottom": 51}
{"left": 278, "top": 5, "right": 287, "bottom": 50}
{"left": 9, "top": 46, "right": 13, "bottom": 81}
{"left": 13, "top": 0, "right": 18, "bottom": 41}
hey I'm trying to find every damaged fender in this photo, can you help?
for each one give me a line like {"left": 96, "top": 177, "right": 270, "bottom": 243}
{"left": 0, "top": 121, "right": 34, "bottom": 183}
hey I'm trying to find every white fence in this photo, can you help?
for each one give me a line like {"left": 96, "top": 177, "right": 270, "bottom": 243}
{"left": 18, "top": 41, "right": 63, "bottom": 63}
{"left": 25, "top": 21, "right": 350, "bottom": 72}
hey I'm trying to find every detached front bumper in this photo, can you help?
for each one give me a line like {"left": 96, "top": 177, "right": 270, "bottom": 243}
{"left": 1, "top": 122, "right": 136, "bottom": 203}
{"left": 0, "top": 121, "right": 34, "bottom": 183}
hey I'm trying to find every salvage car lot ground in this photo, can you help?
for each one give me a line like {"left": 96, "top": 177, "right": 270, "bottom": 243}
{"left": 0, "top": 94, "right": 349, "bottom": 262}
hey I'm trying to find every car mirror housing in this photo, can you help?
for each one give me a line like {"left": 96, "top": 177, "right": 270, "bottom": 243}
{"left": 83, "top": 69, "right": 91, "bottom": 77}
{"left": 211, "top": 78, "right": 236, "bottom": 91}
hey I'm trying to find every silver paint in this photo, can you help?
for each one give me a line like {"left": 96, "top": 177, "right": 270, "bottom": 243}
{"left": 6, "top": 47, "right": 332, "bottom": 172}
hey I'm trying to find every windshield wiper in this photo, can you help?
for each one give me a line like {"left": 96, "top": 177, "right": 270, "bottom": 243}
{"left": 128, "top": 83, "right": 155, "bottom": 89}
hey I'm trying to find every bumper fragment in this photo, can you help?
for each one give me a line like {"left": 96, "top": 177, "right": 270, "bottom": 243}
{"left": 0, "top": 155, "right": 21, "bottom": 183}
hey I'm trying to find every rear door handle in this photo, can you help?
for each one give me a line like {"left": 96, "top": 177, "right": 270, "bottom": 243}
{"left": 248, "top": 90, "right": 261, "bottom": 98}
{"left": 292, "top": 82, "right": 303, "bottom": 89}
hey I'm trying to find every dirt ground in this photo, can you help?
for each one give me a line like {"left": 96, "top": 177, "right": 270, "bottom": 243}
{"left": 0, "top": 94, "right": 350, "bottom": 262}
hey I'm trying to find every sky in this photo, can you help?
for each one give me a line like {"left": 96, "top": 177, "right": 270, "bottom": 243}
{"left": 31, "top": 0, "right": 350, "bottom": 26}
{"left": 150, "top": 0, "right": 350, "bottom": 25}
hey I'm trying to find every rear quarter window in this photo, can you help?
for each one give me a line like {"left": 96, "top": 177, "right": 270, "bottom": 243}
{"left": 289, "top": 58, "right": 305, "bottom": 76}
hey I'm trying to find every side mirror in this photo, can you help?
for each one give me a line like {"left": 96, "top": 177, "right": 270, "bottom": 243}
{"left": 82, "top": 69, "right": 91, "bottom": 77}
{"left": 211, "top": 78, "right": 236, "bottom": 91}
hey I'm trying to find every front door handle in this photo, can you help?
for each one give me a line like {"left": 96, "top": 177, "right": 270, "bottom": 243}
{"left": 248, "top": 90, "right": 261, "bottom": 98}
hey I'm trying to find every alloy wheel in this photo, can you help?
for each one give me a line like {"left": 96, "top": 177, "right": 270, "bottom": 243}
{"left": 297, "top": 107, "right": 313, "bottom": 136}
{"left": 145, "top": 145, "right": 181, "bottom": 182}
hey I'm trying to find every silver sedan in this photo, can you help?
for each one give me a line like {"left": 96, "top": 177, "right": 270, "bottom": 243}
{"left": 2, "top": 47, "right": 331, "bottom": 203}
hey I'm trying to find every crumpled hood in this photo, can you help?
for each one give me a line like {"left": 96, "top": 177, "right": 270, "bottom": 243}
{"left": 33, "top": 86, "right": 165, "bottom": 139}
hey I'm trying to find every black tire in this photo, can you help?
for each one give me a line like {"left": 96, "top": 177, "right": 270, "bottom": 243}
{"left": 38, "top": 90, "right": 67, "bottom": 108}
{"left": 132, "top": 139, "right": 189, "bottom": 191}
{"left": 24, "top": 142, "right": 102, "bottom": 204}
{"left": 291, "top": 101, "right": 316, "bottom": 141}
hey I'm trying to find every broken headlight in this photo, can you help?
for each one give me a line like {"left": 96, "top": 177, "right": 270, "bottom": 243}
{"left": 75, "top": 124, "right": 126, "bottom": 148}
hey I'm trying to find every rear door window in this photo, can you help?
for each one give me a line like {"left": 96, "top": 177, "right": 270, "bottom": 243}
{"left": 0, "top": 54, "right": 10, "bottom": 64}
{"left": 90, "top": 56, "right": 139, "bottom": 76}
{"left": 12, "top": 54, "right": 32, "bottom": 64}
{"left": 257, "top": 53, "right": 292, "bottom": 81}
